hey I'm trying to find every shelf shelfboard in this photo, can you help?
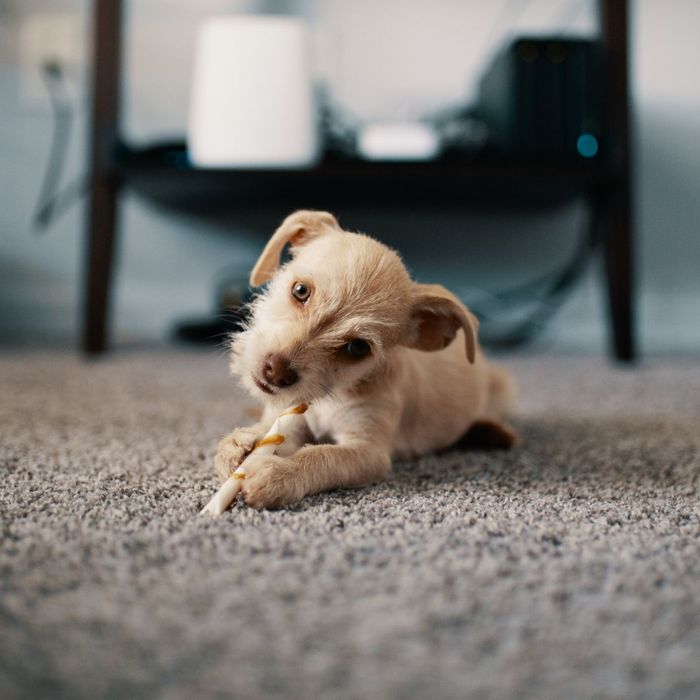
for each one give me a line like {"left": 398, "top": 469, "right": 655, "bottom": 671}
{"left": 117, "top": 142, "right": 613, "bottom": 217}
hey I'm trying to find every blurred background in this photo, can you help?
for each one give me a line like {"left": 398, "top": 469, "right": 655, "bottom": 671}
{"left": 1, "top": 0, "right": 698, "bottom": 356}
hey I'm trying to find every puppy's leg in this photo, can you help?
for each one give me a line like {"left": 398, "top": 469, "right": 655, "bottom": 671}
{"left": 241, "top": 442, "right": 391, "bottom": 509}
{"left": 456, "top": 363, "right": 517, "bottom": 450}
{"left": 459, "top": 419, "right": 518, "bottom": 450}
{"left": 214, "top": 407, "right": 279, "bottom": 482}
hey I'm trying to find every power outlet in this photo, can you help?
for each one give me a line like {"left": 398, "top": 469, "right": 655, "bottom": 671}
{"left": 19, "top": 11, "right": 85, "bottom": 105}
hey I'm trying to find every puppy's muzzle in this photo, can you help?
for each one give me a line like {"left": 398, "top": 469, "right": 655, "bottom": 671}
{"left": 262, "top": 353, "right": 299, "bottom": 388}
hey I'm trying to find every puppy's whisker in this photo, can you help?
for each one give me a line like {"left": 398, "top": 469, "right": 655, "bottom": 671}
{"left": 318, "top": 382, "right": 346, "bottom": 410}
{"left": 213, "top": 332, "right": 239, "bottom": 359}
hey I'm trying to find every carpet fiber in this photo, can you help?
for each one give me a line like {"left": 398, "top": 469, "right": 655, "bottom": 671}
{"left": 1, "top": 350, "right": 699, "bottom": 699}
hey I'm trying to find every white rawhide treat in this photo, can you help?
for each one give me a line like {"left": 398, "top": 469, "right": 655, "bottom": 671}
{"left": 200, "top": 403, "right": 309, "bottom": 516}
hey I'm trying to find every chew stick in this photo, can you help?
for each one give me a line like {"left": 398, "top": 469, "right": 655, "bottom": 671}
{"left": 200, "top": 403, "right": 309, "bottom": 516}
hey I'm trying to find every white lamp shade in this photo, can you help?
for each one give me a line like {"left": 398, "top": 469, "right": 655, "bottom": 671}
{"left": 188, "top": 16, "right": 319, "bottom": 168}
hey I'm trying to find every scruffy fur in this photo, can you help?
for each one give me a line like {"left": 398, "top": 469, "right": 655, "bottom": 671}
{"left": 215, "top": 211, "right": 516, "bottom": 509}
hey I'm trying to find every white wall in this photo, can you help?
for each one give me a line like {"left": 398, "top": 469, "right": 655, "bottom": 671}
{"left": 632, "top": 0, "right": 700, "bottom": 348}
{"left": 0, "top": 0, "right": 698, "bottom": 351}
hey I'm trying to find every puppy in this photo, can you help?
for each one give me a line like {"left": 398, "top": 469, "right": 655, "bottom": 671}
{"left": 215, "top": 211, "right": 516, "bottom": 509}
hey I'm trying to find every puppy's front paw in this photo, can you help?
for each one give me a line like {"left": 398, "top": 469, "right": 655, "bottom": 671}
{"left": 240, "top": 454, "right": 304, "bottom": 510}
{"left": 214, "top": 427, "right": 260, "bottom": 482}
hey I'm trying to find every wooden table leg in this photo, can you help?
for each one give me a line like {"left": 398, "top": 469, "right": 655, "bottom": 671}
{"left": 603, "top": 183, "right": 635, "bottom": 361}
{"left": 600, "top": 0, "right": 636, "bottom": 361}
{"left": 82, "top": 0, "right": 123, "bottom": 355}
{"left": 83, "top": 175, "right": 119, "bottom": 354}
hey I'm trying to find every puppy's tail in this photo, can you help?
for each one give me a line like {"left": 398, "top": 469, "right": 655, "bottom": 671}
{"left": 485, "top": 363, "right": 516, "bottom": 418}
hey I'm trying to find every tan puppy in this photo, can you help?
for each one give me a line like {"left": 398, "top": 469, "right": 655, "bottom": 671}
{"left": 215, "top": 210, "right": 516, "bottom": 509}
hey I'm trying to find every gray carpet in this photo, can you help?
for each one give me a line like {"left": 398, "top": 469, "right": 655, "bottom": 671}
{"left": 1, "top": 350, "right": 699, "bottom": 700}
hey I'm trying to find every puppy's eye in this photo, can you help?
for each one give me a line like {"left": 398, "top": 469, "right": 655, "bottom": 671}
{"left": 342, "top": 339, "right": 371, "bottom": 358}
{"left": 291, "top": 282, "right": 312, "bottom": 303}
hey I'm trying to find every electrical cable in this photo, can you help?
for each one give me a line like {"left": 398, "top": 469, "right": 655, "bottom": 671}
{"left": 32, "top": 60, "right": 88, "bottom": 232}
{"left": 474, "top": 0, "right": 533, "bottom": 63}
{"left": 472, "top": 205, "right": 601, "bottom": 348}
{"left": 549, "top": 0, "right": 593, "bottom": 36}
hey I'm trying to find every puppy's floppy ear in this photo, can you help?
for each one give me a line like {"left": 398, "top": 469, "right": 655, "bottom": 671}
{"left": 404, "top": 283, "right": 479, "bottom": 364}
{"left": 249, "top": 210, "right": 340, "bottom": 286}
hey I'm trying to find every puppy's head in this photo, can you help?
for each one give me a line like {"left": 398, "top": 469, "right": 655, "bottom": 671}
{"left": 232, "top": 210, "right": 478, "bottom": 406}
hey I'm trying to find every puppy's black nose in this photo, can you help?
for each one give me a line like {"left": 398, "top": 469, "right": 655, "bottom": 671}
{"left": 262, "top": 353, "right": 299, "bottom": 388}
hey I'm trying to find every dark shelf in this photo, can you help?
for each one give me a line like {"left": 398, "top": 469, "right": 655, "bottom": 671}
{"left": 117, "top": 141, "right": 613, "bottom": 218}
